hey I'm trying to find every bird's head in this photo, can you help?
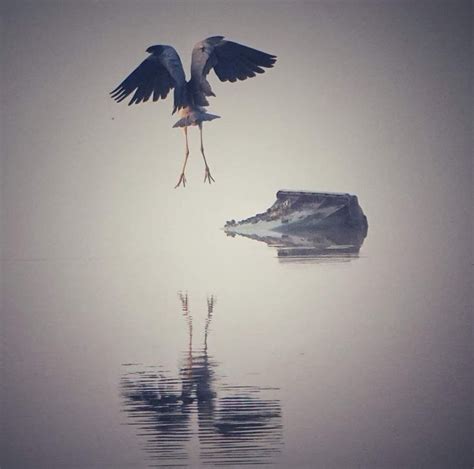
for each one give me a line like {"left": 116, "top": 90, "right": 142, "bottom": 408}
{"left": 146, "top": 45, "right": 164, "bottom": 55}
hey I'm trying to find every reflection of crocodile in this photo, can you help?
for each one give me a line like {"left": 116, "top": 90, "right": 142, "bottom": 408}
{"left": 224, "top": 190, "right": 368, "bottom": 260}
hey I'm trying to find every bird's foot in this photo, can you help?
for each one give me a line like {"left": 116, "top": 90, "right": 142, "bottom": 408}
{"left": 204, "top": 166, "right": 215, "bottom": 184}
{"left": 175, "top": 173, "right": 187, "bottom": 188}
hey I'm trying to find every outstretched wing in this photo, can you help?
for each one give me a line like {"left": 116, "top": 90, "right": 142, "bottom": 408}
{"left": 110, "top": 45, "right": 186, "bottom": 112}
{"left": 190, "top": 36, "right": 277, "bottom": 106}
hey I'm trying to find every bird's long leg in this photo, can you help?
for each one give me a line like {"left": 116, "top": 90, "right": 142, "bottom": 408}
{"left": 175, "top": 126, "right": 189, "bottom": 188}
{"left": 199, "top": 123, "right": 215, "bottom": 184}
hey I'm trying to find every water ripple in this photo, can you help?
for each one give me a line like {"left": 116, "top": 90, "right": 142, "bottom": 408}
{"left": 121, "top": 293, "right": 283, "bottom": 467}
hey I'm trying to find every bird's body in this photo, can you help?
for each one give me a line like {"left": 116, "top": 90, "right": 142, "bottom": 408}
{"left": 110, "top": 36, "right": 276, "bottom": 187}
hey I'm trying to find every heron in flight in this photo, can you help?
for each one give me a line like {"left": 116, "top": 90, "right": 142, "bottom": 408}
{"left": 110, "top": 36, "right": 276, "bottom": 187}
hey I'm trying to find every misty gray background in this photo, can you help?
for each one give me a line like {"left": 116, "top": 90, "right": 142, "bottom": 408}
{"left": 1, "top": 0, "right": 471, "bottom": 260}
{"left": 1, "top": 1, "right": 472, "bottom": 468}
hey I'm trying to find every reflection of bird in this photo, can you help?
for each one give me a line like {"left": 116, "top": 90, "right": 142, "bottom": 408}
{"left": 178, "top": 292, "right": 217, "bottom": 404}
{"left": 121, "top": 292, "right": 282, "bottom": 466}
{"left": 110, "top": 36, "right": 277, "bottom": 187}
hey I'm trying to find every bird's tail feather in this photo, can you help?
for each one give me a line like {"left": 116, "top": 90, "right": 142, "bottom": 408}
{"left": 173, "top": 112, "right": 220, "bottom": 128}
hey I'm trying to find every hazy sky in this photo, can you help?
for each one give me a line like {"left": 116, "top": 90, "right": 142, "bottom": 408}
{"left": 0, "top": 0, "right": 471, "bottom": 259}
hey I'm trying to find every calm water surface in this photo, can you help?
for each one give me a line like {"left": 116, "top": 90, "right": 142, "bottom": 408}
{"left": 1, "top": 217, "right": 471, "bottom": 468}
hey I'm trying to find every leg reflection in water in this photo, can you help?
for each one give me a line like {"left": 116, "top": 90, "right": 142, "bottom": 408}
{"left": 121, "top": 292, "right": 283, "bottom": 467}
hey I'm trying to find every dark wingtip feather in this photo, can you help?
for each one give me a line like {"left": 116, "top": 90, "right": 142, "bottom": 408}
{"left": 110, "top": 54, "right": 177, "bottom": 106}
{"left": 110, "top": 87, "right": 128, "bottom": 102}
{"left": 110, "top": 88, "right": 122, "bottom": 98}
{"left": 212, "top": 41, "right": 277, "bottom": 83}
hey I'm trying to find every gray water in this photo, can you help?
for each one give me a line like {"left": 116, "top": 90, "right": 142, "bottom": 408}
{"left": 1, "top": 212, "right": 472, "bottom": 468}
